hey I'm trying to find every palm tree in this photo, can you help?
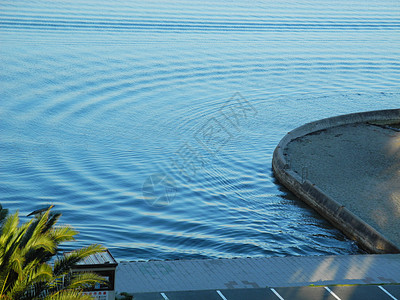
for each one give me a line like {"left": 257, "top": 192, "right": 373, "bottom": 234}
{"left": 0, "top": 205, "right": 107, "bottom": 299}
{"left": 0, "top": 205, "right": 7, "bottom": 226}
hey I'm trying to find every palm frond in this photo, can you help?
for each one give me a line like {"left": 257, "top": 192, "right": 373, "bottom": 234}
{"left": 6, "top": 261, "right": 52, "bottom": 298}
{"left": 0, "top": 210, "right": 18, "bottom": 236}
{"left": 49, "top": 226, "right": 77, "bottom": 244}
{"left": 53, "top": 245, "right": 106, "bottom": 276}
{"left": 42, "top": 213, "right": 62, "bottom": 234}
{"left": 67, "top": 272, "right": 107, "bottom": 290}
{"left": 0, "top": 205, "right": 8, "bottom": 227}
{"left": 44, "top": 289, "right": 94, "bottom": 300}
{"left": 1, "top": 211, "right": 22, "bottom": 238}
{"left": 2, "top": 260, "right": 53, "bottom": 300}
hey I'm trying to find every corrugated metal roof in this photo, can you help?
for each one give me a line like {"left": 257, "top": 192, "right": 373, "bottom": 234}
{"left": 72, "top": 249, "right": 118, "bottom": 266}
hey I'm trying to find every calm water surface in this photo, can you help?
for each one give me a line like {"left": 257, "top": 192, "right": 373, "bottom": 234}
{"left": 1, "top": 0, "right": 399, "bottom": 260}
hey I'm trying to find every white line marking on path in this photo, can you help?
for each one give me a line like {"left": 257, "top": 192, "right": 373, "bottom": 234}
{"left": 216, "top": 290, "right": 228, "bottom": 300}
{"left": 270, "top": 288, "right": 284, "bottom": 300}
{"left": 160, "top": 292, "right": 169, "bottom": 300}
{"left": 379, "top": 286, "right": 398, "bottom": 300}
{"left": 325, "top": 287, "right": 341, "bottom": 300}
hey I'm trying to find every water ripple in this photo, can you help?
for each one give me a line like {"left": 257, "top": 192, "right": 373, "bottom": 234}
{"left": 2, "top": 18, "right": 400, "bottom": 31}
{"left": 1, "top": 0, "right": 399, "bottom": 260}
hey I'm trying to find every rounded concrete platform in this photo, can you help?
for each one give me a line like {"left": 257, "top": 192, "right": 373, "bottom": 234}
{"left": 272, "top": 109, "right": 400, "bottom": 254}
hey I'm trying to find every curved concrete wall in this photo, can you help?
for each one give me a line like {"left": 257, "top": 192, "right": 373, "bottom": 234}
{"left": 272, "top": 109, "right": 400, "bottom": 254}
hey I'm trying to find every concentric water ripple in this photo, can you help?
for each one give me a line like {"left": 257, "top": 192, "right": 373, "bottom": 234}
{"left": 1, "top": 0, "right": 399, "bottom": 260}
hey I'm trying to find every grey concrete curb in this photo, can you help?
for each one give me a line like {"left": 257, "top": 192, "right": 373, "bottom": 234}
{"left": 272, "top": 108, "right": 400, "bottom": 254}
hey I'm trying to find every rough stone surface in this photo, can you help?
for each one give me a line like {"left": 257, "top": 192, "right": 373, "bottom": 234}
{"left": 284, "top": 123, "right": 400, "bottom": 247}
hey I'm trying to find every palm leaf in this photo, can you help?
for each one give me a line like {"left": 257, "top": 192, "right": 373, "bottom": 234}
{"left": 7, "top": 261, "right": 53, "bottom": 299}
{"left": 45, "top": 289, "right": 95, "bottom": 300}
{"left": 53, "top": 244, "right": 106, "bottom": 276}
{"left": 67, "top": 272, "right": 107, "bottom": 290}
{"left": 49, "top": 226, "right": 77, "bottom": 244}
{"left": 0, "top": 205, "right": 8, "bottom": 227}
{"left": 42, "top": 213, "right": 62, "bottom": 234}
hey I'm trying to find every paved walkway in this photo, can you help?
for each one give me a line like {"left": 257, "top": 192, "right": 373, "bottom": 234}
{"left": 285, "top": 122, "right": 400, "bottom": 249}
{"left": 128, "top": 286, "right": 400, "bottom": 300}
{"left": 116, "top": 254, "right": 400, "bottom": 298}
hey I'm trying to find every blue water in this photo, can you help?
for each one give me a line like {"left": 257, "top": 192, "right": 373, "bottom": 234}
{"left": 1, "top": 0, "right": 399, "bottom": 260}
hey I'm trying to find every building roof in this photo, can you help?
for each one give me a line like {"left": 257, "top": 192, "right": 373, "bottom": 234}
{"left": 71, "top": 249, "right": 118, "bottom": 268}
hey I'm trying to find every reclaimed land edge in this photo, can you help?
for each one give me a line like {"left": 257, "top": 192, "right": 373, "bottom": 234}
{"left": 272, "top": 108, "right": 400, "bottom": 254}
